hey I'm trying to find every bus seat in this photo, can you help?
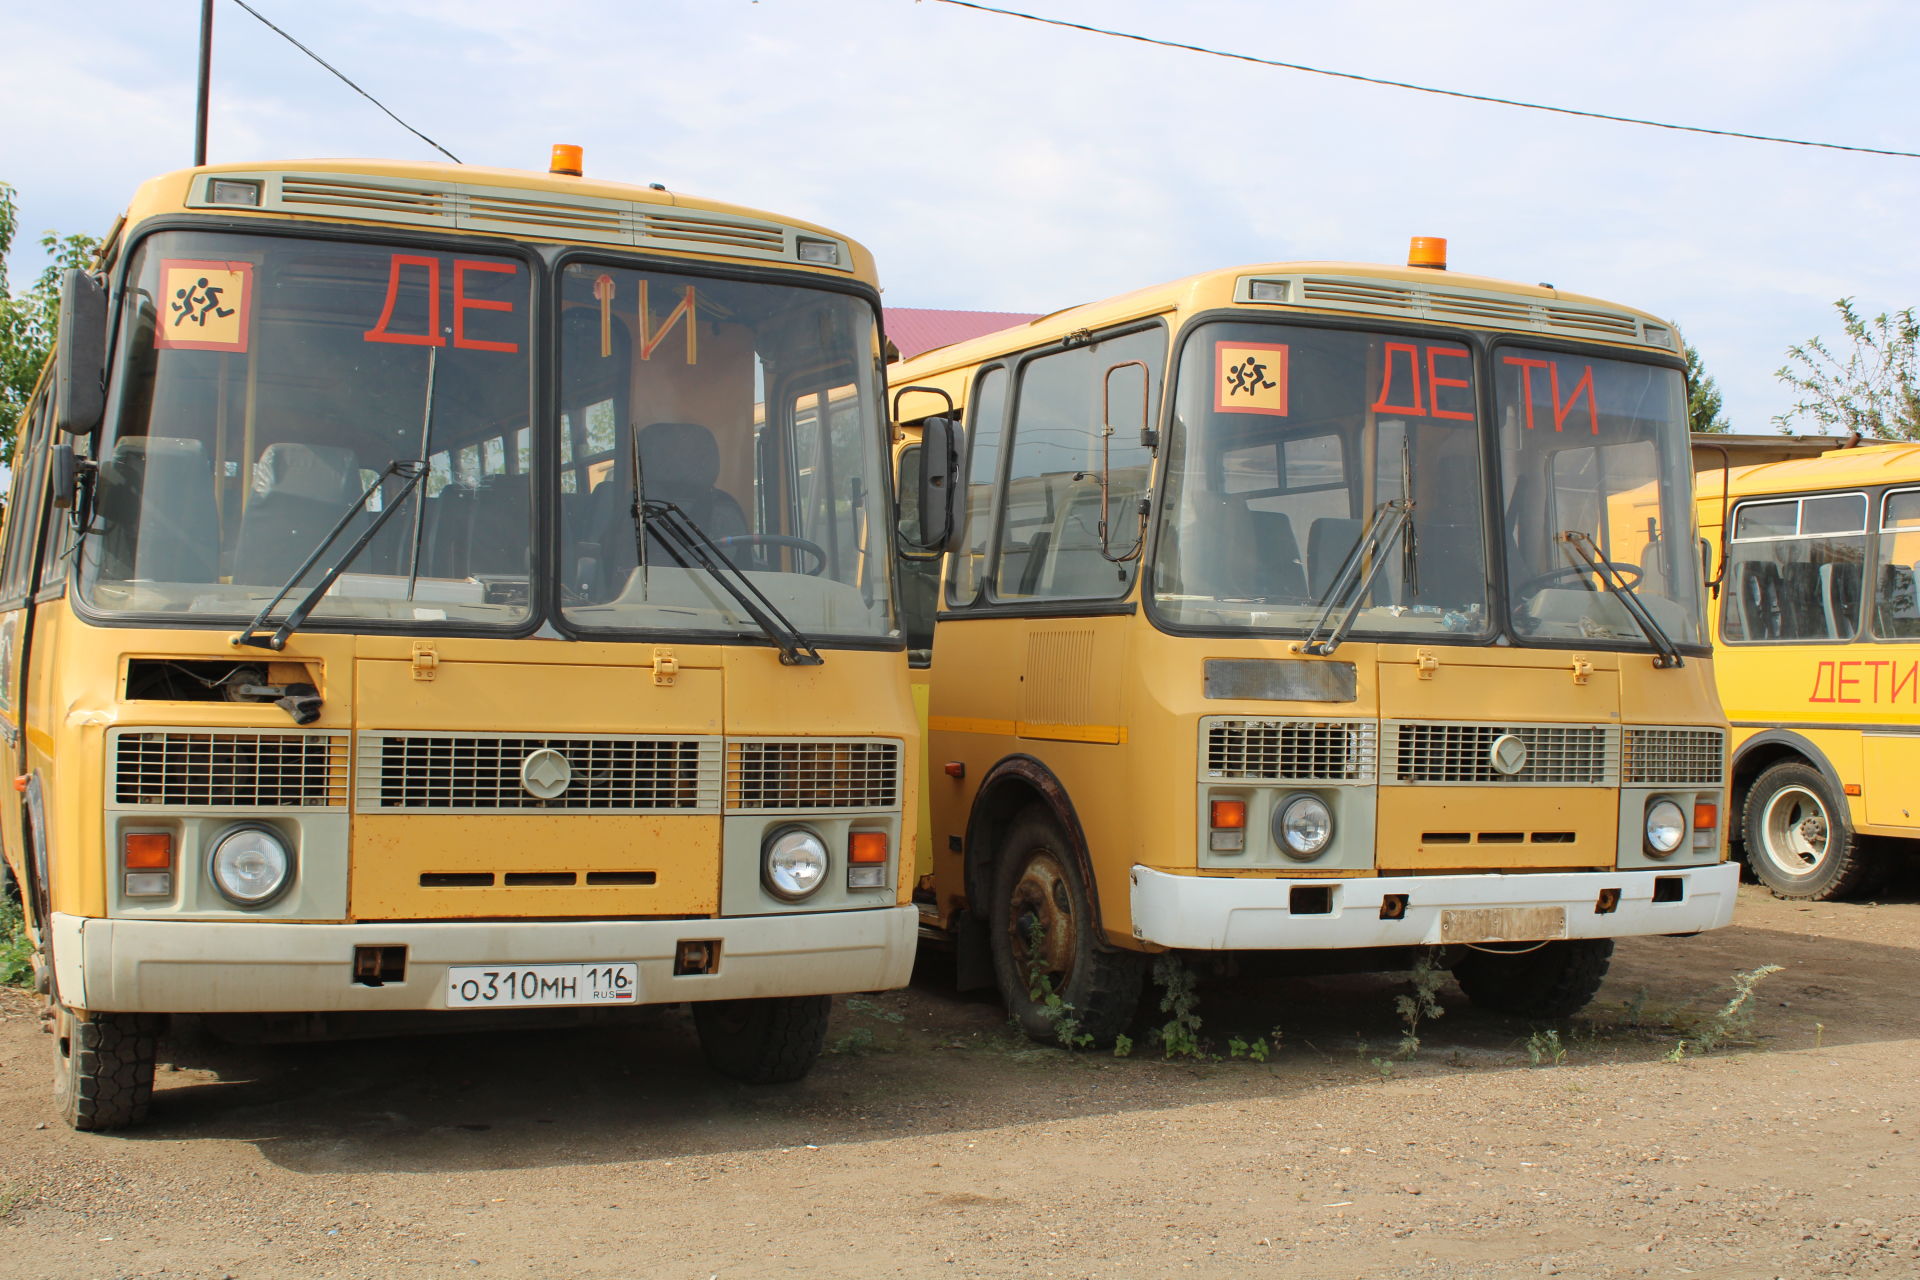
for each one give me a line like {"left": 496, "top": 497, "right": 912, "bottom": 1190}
{"left": 423, "top": 485, "right": 479, "bottom": 579}
{"left": 1819, "top": 561, "right": 1862, "bottom": 638}
{"left": 1308, "top": 516, "right": 1365, "bottom": 601}
{"left": 234, "top": 443, "right": 362, "bottom": 586}
{"left": 469, "top": 473, "right": 532, "bottom": 576}
{"left": 589, "top": 422, "right": 746, "bottom": 593}
{"left": 1243, "top": 509, "right": 1306, "bottom": 600}
{"left": 96, "top": 437, "right": 218, "bottom": 584}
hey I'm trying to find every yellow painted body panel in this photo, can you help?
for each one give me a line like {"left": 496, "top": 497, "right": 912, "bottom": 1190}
{"left": 1375, "top": 790, "right": 1616, "bottom": 872}
{"left": 351, "top": 814, "right": 720, "bottom": 917}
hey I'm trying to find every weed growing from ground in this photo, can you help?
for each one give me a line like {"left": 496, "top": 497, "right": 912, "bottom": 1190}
{"left": 0, "top": 894, "right": 31, "bottom": 989}
{"left": 1668, "top": 964, "right": 1784, "bottom": 1059}
{"left": 1151, "top": 954, "right": 1204, "bottom": 1058}
{"left": 1526, "top": 1028, "right": 1566, "bottom": 1066}
{"left": 1393, "top": 952, "right": 1446, "bottom": 1060}
{"left": 1023, "top": 918, "right": 1093, "bottom": 1049}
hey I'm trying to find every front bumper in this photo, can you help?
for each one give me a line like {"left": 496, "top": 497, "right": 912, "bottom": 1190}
{"left": 1129, "top": 863, "right": 1738, "bottom": 951}
{"left": 51, "top": 906, "right": 918, "bottom": 1014}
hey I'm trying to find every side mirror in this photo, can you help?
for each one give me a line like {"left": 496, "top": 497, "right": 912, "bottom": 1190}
{"left": 909, "top": 415, "right": 966, "bottom": 556}
{"left": 54, "top": 269, "right": 107, "bottom": 436}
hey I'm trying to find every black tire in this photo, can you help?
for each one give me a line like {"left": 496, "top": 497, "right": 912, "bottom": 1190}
{"left": 989, "top": 807, "right": 1143, "bottom": 1048}
{"left": 693, "top": 995, "right": 830, "bottom": 1084}
{"left": 52, "top": 1005, "right": 161, "bottom": 1131}
{"left": 1742, "top": 761, "right": 1888, "bottom": 900}
{"left": 1452, "top": 938, "right": 1613, "bottom": 1020}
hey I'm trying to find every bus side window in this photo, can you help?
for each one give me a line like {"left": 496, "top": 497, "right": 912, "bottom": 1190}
{"left": 991, "top": 328, "right": 1162, "bottom": 603}
{"left": 1874, "top": 488, "right": 1920, "bottom": 639}
{"left": 1723, "top": 492, "right": 1866, "bottom": 642}
{"left": 1, "top": 397, "right": 54, "bottom": 604}
{"left": 894, "top": 443, "right": 937, "bottom": 660}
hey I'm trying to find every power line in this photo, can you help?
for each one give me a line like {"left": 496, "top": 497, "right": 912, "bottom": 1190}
{"left": 927, "top": 0, "right": 1920, "bottom": 161}
{"left": 228, "top": 0, "right": 463, "bottom": 164}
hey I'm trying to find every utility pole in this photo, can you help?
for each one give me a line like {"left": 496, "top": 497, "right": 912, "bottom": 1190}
{"left": 193, "top": 0, "right": 214, "bottom": 166}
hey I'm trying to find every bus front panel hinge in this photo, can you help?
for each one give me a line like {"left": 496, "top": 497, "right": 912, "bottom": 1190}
{"left": 653, "top": 648, "right": 678, "bottom": 687}
{"left": 1570, "top": 655, "right": 1593, "bottom": 686}
{"left": 411, "top": 642, "right": 439, "bottom": 682}
{"left": 1415, "top": 649, "right": 1440, "bottom": 680}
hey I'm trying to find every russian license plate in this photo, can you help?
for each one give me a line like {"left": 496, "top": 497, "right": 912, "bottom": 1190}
{"left": 1440, "top": 906, "right": 1568, "bottom": 945}
{"left": 445, "top": 963, "right": 639, "bottom": 1008}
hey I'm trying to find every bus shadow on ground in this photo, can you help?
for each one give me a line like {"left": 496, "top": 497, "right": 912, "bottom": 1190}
{"left": 124, "top": 899, "right": 1920, "bottom": 1176}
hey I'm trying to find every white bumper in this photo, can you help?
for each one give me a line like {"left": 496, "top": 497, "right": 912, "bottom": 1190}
{"left": 51, "top": 906, "right": 918, "bottom": 1014}
{"left": 1129, "top": 863, "right": 1739, "bottom": 951}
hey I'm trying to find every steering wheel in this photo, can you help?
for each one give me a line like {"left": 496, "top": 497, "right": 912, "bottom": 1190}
{"left": 1517, "top": 560, "right": 1643, "bottom": 597}
{"left": 714, "top": 533, "right": 829, "bottom": 576}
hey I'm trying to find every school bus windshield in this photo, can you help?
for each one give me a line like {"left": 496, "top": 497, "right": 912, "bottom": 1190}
{"left": 1494, "top": 348, "right": 1705, "bottom": 651}
{"left": 78, "top": 230, "right": 896, "bottom": 644}
{"left": 1151, "top": 321, "right": 1491, "bottom": 639}
{"left": 83, "top": 229, "right": 534, "bottom": 626}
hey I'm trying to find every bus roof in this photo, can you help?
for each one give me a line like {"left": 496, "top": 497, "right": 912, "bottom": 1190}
{"left": 113, "top": 157, "right": 878, "bottom": 282}
{"left": 894, "top": 259, "right": 1676, "bottom": 379}
{"left": 1701, "top": 439, "right": 1920, "bottom": 503}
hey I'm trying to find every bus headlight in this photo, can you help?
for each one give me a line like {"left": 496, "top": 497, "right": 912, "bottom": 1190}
{"left": 1274, "top": 794, "right": 1334, "bottom": 861}
{"left": 763, "top": 826, "right": 829, "bottom": 901}
{"left": 1644, "top": 799, "right": 1686, "bottom": 857}
{"left": 208, "top": 826, "right": 293, "bottom": 907}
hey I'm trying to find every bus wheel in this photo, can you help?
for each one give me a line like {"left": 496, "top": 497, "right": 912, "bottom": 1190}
{"left": 51, "top": 1004, "right": 161, "bottom": 1131}
{"left": 693, "top": 995, "right": 831, "bottom": 1084}
{"left": 989, "top": 807, "right": 1143, "bottom": 1048}
{"left": 1451, "top": 938, "right": 1612, "bottom": 1020}
{"left": 1744, "top": 762, "right": 1886, "bottom": 900}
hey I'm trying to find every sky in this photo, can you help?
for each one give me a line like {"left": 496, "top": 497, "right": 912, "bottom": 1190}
{"left": 3, "top": 0, "right": 1918, "bottom": 434}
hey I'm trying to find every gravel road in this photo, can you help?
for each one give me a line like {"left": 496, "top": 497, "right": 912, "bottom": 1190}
{"left": 1, "top": 878, "right": 1916, "bottom": 1279}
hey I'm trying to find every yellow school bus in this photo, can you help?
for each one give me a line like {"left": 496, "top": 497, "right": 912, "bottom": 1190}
{"left": 3, "top": 151, "right": 921, "bottom": 1128}
{"left": 891, "top": 241, "right": 1734, "bottom": 1045}
{"left": 1697, "top": 440, "right": 1920, "bottom": 898}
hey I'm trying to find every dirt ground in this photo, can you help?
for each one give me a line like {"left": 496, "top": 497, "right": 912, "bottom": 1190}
{"left": 1, "top": 876, "right": 1917, "bottom": 1280}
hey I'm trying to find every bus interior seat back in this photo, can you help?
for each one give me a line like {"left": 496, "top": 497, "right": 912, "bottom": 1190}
{"left": 1043, "top": 482, "right": 1126, "bottom": 598}
{"left": 1819, "top": 560, "right": 1862, "bottom": 638}
{"left": 234, "top": 442, "right": 362, "bottom": 586}
{"left": 1308, "top": 516, "right": 1366, "bottom": 602}
{"left": 97, "top": 436, "right": 219, "bottom": 584}
{"left": 588, "top": 422, "right": 747, "bottom": 596}
{"left": 468, "top": 473, "right": 532, "bottom": 577}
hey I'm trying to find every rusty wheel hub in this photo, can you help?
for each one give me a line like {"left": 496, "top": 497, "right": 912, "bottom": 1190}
{"left": 1007, "top": 850, "right": 1077, "bottom": 991}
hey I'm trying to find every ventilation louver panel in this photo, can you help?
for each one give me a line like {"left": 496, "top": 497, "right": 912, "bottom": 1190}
{"left": 1243, "top": 274, "right": 1662, "bottom": 349}
{"left": 725, "top": 739, "right": 901, "bottom": 812}
{"left": 356, "top": 733, "right": 720, "bottom": 813}
{"left": 1623, "top": 728, "right": 1727, "bottom": 786}
{"left": 1203, "top": 719, "right": 1377, "bottom": 783}
{"left": 191, "top": 172, "right": 840, "bottom": 268}
{"left": 1385, "top": 722, "right": 1616, "bottom": 785}
{"left": 112, "top": 730, "right": 348, "bottom": 808}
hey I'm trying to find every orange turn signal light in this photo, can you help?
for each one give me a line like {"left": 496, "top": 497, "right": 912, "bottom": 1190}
{"left": 1407, "top": 236, "right": 1448, "bottom": 270}
{"left": 849, "top": 832, "right": 889, "bottom": 864}
{"left": 550, "top": 143, "right": 583, "bottom": 176}
{"left": 1692, "top": 803, "right": 1718, "bottom": 831}
{"left": 124, "top": 832, "right": 174, "bottom": 870}
{"left": 1209, "top": 800, "right": 1247, "bottom": 830}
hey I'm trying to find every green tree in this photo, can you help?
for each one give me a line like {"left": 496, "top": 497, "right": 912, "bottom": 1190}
{"left": 1685, "top": 341, "right": 1729, "bottom": 434}
{"left": 1, "top": 181, "right": 100, "bottom": 462}
{"left": 1774, "top": 297, "right": 1920, "bottom": 440}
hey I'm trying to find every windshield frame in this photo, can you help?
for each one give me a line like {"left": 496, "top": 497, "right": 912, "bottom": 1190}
{"left": 1143, "top": 309, "right": 1706, "bottom": 659}
{"left": 543, "top": 246, "right": 901, "bottom": 651}
{"left": 1487, "top": 332, "right": 1706, "bottom": 659}
{"left": 70, "top": 215, "right": 903, "bottom": 654}
{"left": 1143, "top": 308, "right": 1500, "bottom": 648}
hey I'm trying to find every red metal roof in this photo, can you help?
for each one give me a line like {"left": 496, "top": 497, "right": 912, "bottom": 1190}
{"left": 885, "top": 307, "right": 1041, "bottom": 362}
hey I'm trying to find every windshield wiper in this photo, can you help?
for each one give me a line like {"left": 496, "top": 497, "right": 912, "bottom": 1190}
{"left": 1558, "top": 530, "right": 1684, "bottom": 669}
{"left": 639, "top": 499, "right": 825, "bottom": 667}
{"left": 232, "top": 460, "right": 429, "bottom": 651}
{"left": 1299, "top": 498, "right": 1414, "bottom": 657}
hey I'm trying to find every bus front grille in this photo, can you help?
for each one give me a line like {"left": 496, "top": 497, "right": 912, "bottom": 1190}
{"left": 1623, "top": 728, "right": 1727, "bottom": 785}
{"left": 724, "top": 739, "right": 901, "bottom": 812}
{"left": 111, "top": 730, "right": 348, "bottom": 808}
{"left": 1384, "top": 722, "right": 1616, "bottom": 786}
{"left": 355, "top": 733, "right": 721, "bottom": 813}
{"left": 1203, "top": 719, "right": 1377, "bottom": 783}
